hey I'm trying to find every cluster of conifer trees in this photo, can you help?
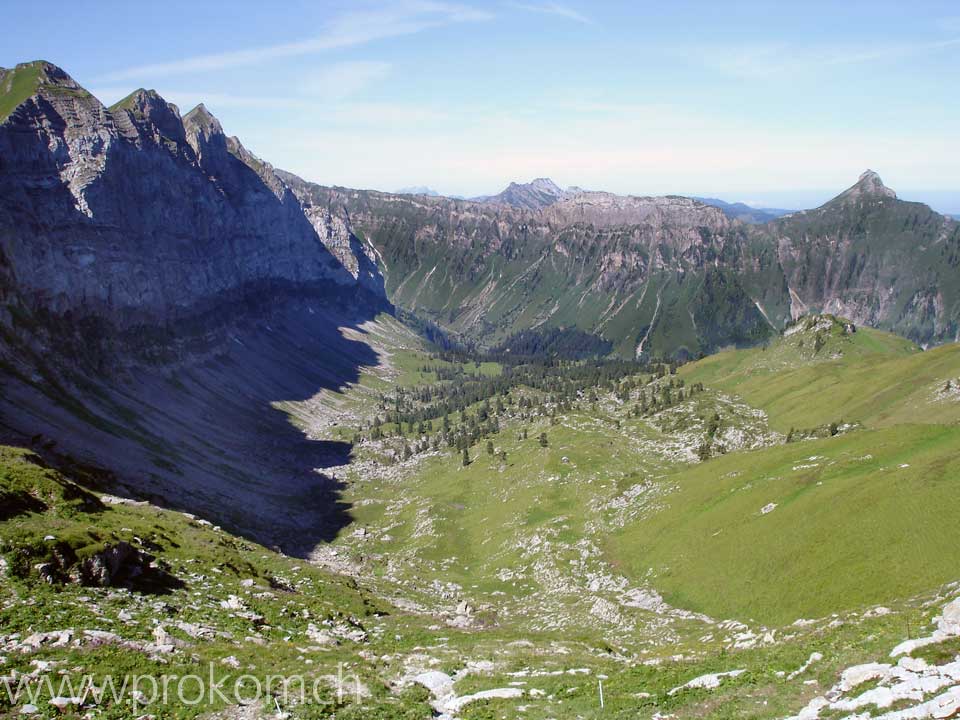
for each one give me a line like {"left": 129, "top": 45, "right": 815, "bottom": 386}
{"left": 355, "top": 355, "right": 694, "bottom": 463}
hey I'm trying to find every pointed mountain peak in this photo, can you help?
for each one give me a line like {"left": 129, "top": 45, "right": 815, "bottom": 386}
{"left": 18, "top": 60, "right": 77, "bottom": 88}
{"left": 1, "top": 60, "right": 92, "bottom": 122}
{"left": 110, "top": 88, "right": 185, "bottom": 143}
{"left": 529, "top": 177, "right": 562, "bottom": 192}
{"left": 483, "top": 177, "right": 568, "bottom": 210}
{"left": 188, "top": 102, "right": 211, "bottom": 117}
{"left": 506, "top": 177, "right": 562, "bottom": 194}
{"left": 110, "top": 88, "right": 171, "bottom": 114}
{"left": 131, "top": 88, "right": 161, "bottom": 103}
{"left": 183, "top": 103, "right": 223, "bottom": 137}
{"left": 835, "top": 169, "right": 897, "bottom": 202}
{"left": 225, "top": 134, "right": 267, "bottom": 170}
{"left": 183, "top": 103, "right": 227, "bottom": 161}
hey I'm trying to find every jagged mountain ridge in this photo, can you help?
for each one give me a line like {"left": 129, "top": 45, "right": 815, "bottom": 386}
{"left": 0, "top": 61, "right": 385, "bottom": 359}
{"left": 473, "top": 177, "right": 570, "bottom": 209}
{"left": 279, "top": 172, "right": 782, "bottom": 357}
{"left": 305, "top": 169, "right": 960, "bottom": 354}
{"left": 2, "top": 61, "right": 959, "bottom": 364}
{"left": 477, "top": 180, "right": 792, "bottom": 224}
{"left": 281, "top": 170, "right": 960, "bottom": 355}
{"left": 0, "top": 61, "right": 391, "bottom": 550}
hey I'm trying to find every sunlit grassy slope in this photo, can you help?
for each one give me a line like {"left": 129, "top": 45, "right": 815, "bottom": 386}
{"left": 606, "top": 315, "right": 960, "bottom": 625}
{"left": 5, "top": 443, "right": 952, "bottom": 720}
{"left": 328, "top": 314, "right": 960, "bottom": 631}
{"left": 612, "top": 423, "right": 960, "bottom": 625}
{"left": 678, "top": 315, "right": 960, "bottom": 430}
{"left": 7, "top": 313, "right": 960, "bottom": 718}
{"left": 0, "top": 61, "right": 42, "bottom": 121}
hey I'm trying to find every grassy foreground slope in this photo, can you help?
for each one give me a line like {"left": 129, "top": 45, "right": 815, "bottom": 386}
{"left": 6, "top": 438, "right": 934, "bottom": 720}
{"left": 0, "top": 446, "right": 441, "bottom": 718}
{"left": 6, "top": 314, "right": 960, "bottom": 718}
{"left": 614, "top": 423, "right": 960, "bottom": 625}
{"left": 292, "top": 314, "right": 960, "bottom": 718}
{"left": 611, "top": 315, "right": 960, "bottom": 625}
{"left": 678, "top": 314, "right": 960, "bottom": 430}
{"left": 312, "top": 313, "right": 960, "bottom": 633}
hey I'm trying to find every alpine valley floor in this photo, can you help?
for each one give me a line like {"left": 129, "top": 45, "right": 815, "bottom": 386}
{"left": 4, "top": 314, "right": 960, "bottom": 719}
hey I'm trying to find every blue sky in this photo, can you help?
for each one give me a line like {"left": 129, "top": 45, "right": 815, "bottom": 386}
{"left": 5, "top": 0, "right": 959, "bottom": 211}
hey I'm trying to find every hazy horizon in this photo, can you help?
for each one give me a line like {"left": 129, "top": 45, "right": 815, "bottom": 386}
{"left": 391, "top": 179, "right": 960, "bottom": 215}
{"left": 5, "top": 0, "right": 958, "bottom": 212}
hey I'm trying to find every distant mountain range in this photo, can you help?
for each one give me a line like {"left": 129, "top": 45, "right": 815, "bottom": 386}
{"left": 3, "top": 61, "right": 959, "bottom": 365}
{"left": 3, "top": 59, "right": 960, "bottom": 544}
{"left": 395, "top": 186, "right": 441, "bottom": 197}
{"left": 471, "top": 177, "right": 571, "bottom": 209}
{"left": 691, "top": 197, "right": 795, "bottom": 224}
{"left": 397, "top": 178, "right": 796, "bottom": 224}
{"left": 321, "top": 168, "right": 958, "bottom": 357}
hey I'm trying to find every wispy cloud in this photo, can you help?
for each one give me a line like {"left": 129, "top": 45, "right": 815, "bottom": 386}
{"left": 95, "top": 2, "right": 491, "bottom": 82}
{"left": 299, "top": 61, "right": 392, "bottom": 100}
{"left": 88, "top": 86, "right": 451, "bottom": 130}
{"left": 696, "top": 37, "right": 960, "bottom": 78}
{"left": 92, "top": 61, "right": 393, "bottom": 113}
{"left": 509, "top": 2, "right": 592, "bottom": 25}
{"left": 88, "top": 87, "right": 298, "bottom": 111}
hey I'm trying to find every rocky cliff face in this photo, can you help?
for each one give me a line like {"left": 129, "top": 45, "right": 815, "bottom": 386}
{"left": 280, "top": 176, "right": 780, "bottom": 357}
{"left": 475, "top": 177, "right": 570, "bottom": 209}
{"left": 770, "top": 171, "right": 960, "bottom": 345}
{"left": 0, "top": 61, "right": 386, "bottom": 361}
{"left": 2, "top": 62, "right": 958, "bottom": 365}
{"left": 281, "top": 169, "right": 960, "bottom": 356}
{"left": 276, "top": 170, "right": 384, "bottom": 298}
{"left": 3, "top": 61, "right": 959, "bottom": 549}
{"left": 0, "top": 62, "right": 391, "bottom": 551}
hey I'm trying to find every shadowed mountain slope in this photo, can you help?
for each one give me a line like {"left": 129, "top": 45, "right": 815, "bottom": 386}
{"left": 3, "top": 62, "right": 960, "bottom": 550}
{"left": 0, "top": 61, "right": 393, "bottom": 553}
